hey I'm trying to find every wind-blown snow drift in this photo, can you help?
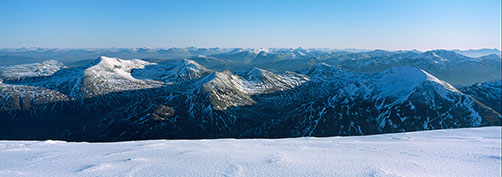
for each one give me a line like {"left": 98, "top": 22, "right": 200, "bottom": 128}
{"left": 0, "top": 127, "right": 500, "bottom": 177}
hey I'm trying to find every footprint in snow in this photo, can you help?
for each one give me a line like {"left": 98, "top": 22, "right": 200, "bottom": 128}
{"left": 76, "top": 163, "right": 114, "bottom": 173}
{"left": 265, "top": 154, "right": 283, "bottom": 164}
{"left": 222, "top": 163, "right": 243, "bottom": 177}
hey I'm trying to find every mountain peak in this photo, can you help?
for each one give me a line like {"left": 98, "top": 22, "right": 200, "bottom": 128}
{"left": 305, "top": 63, "right": 345, "bottom": 79}
{"left": 386, "top": 66, "right": 426, "bottom": 79}
{"left": 196, "top": 70, "right": 254, "bottom": 110}
{"left": 245, "top": 67, "right": 268, "bottom": 78}
{"left": 130, "top": 59, "right": 211, "bottom": 84}
{"left": 242, "top": 67, "right": 277, "bottom": 83}
{"left": 79, "top": 56, "right": 162, "bottom": 96}
{"left": 91, "top": 56, "right": 152, "bottom": 73}
{"left": 173, "top": 59, "right": 210, "bottom": 80}
{"left": 182, "top": 59, "right": 207, "bottom": 69}
{"left": 420, "top": 50, "right": 469, "bottom": 61}
{"left": 372, "top": 66, "right": 460, "bottom": 97}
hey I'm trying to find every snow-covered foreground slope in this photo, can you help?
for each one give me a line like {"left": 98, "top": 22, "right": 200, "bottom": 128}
{"left": 0, "top": 127, "right": 500, "bottom": 177}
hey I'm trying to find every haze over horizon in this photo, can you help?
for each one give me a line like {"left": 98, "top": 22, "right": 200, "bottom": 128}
{"left": 1, "top": 47, "right": 501, "bottom": 52}
{"left": 0, "top": 0, "right": 500, "bottom": 50}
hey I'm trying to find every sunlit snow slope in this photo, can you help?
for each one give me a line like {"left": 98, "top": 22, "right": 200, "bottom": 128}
{"left": 0, "top": 127, "right": 500, "bottom": 177}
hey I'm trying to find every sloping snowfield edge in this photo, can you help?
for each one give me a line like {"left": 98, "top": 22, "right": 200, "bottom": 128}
{"left": 0, "top": 127, "right": 500, "bottom": 177}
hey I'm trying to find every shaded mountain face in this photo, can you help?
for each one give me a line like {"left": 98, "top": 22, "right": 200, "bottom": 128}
{"left": 0, "top": 58, "right": 500, "bottom": 141}
{"left": 458, "top": 81, "right": 501, "bottom": 114}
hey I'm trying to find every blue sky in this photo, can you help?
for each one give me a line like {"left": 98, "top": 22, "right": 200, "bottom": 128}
{"left": 0, "top": 0, "right": 500, "bottom": 50}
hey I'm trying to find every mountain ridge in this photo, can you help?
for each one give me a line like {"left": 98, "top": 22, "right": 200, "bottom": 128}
{"left": 0, "top": 57, "right": 499, "bottom": 141}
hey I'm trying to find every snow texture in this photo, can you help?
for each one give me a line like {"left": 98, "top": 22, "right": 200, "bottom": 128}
{"left": 0, "top": 127, "right": 500, "bottom": 177}
{"left": 0, "top": 60, "right": 64, "bottom": 80}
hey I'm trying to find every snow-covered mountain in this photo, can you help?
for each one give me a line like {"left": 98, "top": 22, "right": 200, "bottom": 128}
{"left": 0, "top": 60, "right": 64, "bottom": 81}
{"left": 181, "top": 48, "right": 501, "bottom": 85}
{"left": 1, "top": 56, "right": 164, "bottom": 102}
{"left": 0, "top": 58, "right": 499, "bottom": 141}
{"left": 331, "top": 50, "right": 501, "bottom": 84}
{"left": 0, "top": 47, "right": 232, "bottom": 65}
{"left": 274, "top": 64, "right": 499, "bottom": 136}
{"left": 1, "top": 48, "right": 499, "bottom": 85}
{"left": 238, "top": 67, "right": 309, "bottom": 94}
{"left": 132, "top": 59, "right": 212, "bottom": 83}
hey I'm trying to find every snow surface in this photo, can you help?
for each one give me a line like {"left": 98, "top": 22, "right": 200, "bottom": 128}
{"left": 0, "top": 127, "right": 500, "bottom": 177}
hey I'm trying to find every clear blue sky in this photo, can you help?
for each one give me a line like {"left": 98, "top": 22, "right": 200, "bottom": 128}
{"left": 0, "top": 0, "right": 500, "bottom": 50}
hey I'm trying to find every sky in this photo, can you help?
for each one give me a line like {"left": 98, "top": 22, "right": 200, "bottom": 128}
{"left": 0, "top": 0, "right": 500, "bottom": 50}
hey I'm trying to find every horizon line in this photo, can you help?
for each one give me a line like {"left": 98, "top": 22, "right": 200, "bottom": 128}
{"left": 0, "top": 47, "right": 500, "bottom": 52}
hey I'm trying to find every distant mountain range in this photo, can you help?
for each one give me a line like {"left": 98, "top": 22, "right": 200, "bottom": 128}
{"left": 453, "top": 48, "right": 501, "bottom": 58}
{"left": 0, "top": 56, "right": 499, "bottom": 141}
{"left": 1, "top": 48, "right": 500, "bottom": 85}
